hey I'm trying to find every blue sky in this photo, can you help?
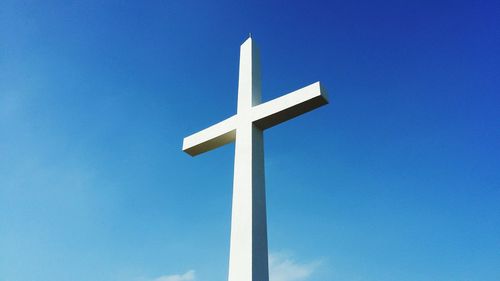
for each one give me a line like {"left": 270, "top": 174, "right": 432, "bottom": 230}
{"left": 1, "top": 1, "right": 499, "bottom": 281}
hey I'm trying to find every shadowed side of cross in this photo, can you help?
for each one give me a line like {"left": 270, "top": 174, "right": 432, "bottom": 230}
{"left": 182, "top": 37, "right": 329, "bottom": 281}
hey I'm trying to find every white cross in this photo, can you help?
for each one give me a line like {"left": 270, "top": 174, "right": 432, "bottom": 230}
{"left": 182, "top": 37, "right": 329, "bottom": 281}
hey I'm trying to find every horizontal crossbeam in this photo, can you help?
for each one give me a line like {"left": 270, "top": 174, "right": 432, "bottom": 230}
{"left": 252, "top": 82, "right": 328, "bottom": 130}
{"left": 182, "top": 82, "right": 328, "bottom": 157}
{"left": 183, "top": 116, "right": 237, "bottom": 156}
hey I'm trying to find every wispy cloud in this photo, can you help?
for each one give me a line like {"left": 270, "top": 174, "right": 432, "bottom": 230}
{"left": 269, "top": 252, "right": 321, "bottom": 281}
{"left": 149, "top": 252, "right": 319, "bottom": 281}
{"left": 152, "top": 270, "right": 195, "bottom": 281}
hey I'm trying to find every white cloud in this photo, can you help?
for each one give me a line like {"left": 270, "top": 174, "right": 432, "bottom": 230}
{"left": 269, "top": 252, "right": 321, "bottom": 281}
{"left": 148, "top": 252, "right": 320, "bottom": 281}
{"left": 153, "top": 270, "right": 196, "bottom": 281}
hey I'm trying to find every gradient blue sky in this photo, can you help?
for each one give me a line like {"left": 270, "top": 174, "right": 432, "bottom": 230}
{"left": 1, "top": 1, "right": 499, "bottom": 281}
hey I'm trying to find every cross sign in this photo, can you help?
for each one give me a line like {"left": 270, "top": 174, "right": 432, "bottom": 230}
{"left": 183, "top": 37, "right": 329, "bottom": 281}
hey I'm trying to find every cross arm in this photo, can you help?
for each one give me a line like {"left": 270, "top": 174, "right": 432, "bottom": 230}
{"left": 183, "top": 115, "right": 237, "bottom": 156}
{"left": 252, "top": 82, "right": 329, "bottom": 130}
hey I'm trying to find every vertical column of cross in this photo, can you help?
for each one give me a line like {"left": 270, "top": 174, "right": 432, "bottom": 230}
{"left": 228, "top": 38, "right": 269, "bottom": 281}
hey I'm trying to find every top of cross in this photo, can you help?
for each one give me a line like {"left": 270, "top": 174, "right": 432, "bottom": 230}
{"left": 182, "top": 38, "right": 328, "bottom": 156}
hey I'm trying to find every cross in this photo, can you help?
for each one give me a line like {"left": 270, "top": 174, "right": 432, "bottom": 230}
{"left": 182, "top": 37, "right": 329, "bottom": 281}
